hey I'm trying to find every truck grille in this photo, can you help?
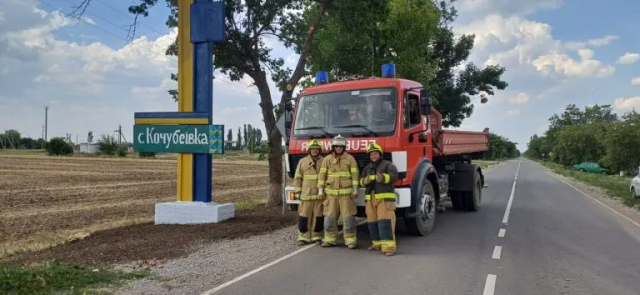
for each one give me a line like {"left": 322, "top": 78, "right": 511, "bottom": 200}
{"left": 287, "top": 152, "right": 392, "bottom": 178}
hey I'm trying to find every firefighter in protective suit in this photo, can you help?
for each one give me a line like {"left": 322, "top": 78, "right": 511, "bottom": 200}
{"left": 317, "top": 135, "right": 360, "bottom": 249}
{"left": 292, "top": 139, "right": 325, "bottom": 246}
{"left": 360, "top": 143, "right": 399, "bottom": 256}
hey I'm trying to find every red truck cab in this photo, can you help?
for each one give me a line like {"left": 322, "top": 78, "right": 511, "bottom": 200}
{"left": 283, "top": 64, "right": 488, "bottom": 236}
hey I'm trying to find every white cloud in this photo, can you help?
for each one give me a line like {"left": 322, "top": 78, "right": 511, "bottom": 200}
{"left": 614, "top": 97, "right": 640, "bottom": 112}
{"left": 618, "top": 53, "right": 640, "bottom": 64}
{"left": 563, "top": 35, "right": 618, "bottom": 50}
{"left": 0, "top": 0, "right": 274, "bottom": 141}
{"left": 506, "top": 109, "right": 522, "bottom": 117}
{"left": 632, "top": 77, "right": 640, "bottom": 86}
{"left": 222, "top": 107, "right": 248, "bottom": 115}
{"left": 532, "top": 49, "right": 615, "bottom": 78}
{"left": 510, "top": 93, "right": 530, "bottom": 104}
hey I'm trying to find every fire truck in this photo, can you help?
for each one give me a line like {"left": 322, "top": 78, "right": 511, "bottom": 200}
{"left": 281, "top": 64, "right": 489, "bottom": 236}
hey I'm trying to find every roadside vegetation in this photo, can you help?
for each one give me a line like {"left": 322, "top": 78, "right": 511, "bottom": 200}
{"left": 525, "top": 104, "right": 639, "bottom": 208}
{"left": 0, "top": 260, "right": 148, "bottom": 295}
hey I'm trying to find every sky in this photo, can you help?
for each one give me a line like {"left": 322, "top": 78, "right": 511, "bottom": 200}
{"left": 1, "top": 0, "right": 639, "bottom": 151}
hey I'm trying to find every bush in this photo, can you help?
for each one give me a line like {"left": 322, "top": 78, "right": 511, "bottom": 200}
{"left": 97, "top": 134, "right": 119, "bottom": 156}
{"left": 117, "top": 145, "right": 128, "bottom": 157}
{"left": 45, "top": 137, "right": 73, "bottom": 156}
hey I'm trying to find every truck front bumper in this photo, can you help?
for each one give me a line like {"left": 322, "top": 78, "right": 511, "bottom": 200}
{"left": 284, "top": 186, "right": 411, "bottom": 208}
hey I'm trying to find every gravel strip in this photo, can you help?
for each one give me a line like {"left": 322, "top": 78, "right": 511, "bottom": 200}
{"left": 115, "top": 225, "right": 301, "bottom": 295}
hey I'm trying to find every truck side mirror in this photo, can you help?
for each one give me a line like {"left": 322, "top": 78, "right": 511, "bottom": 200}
{"left": 420, "top": 89, "right": 431, "bottom": 115}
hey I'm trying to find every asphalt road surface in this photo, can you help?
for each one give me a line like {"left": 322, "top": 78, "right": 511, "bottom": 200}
{"left": 206, "top": 159, "right": 640, "bottom": 295}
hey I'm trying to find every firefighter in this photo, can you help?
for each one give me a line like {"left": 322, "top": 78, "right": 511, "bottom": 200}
{"left": 317, "top": 135, "right": 360, "bottom": 249}
{"left": 360, "top": 143, "right": 399, "bottom": 256}
{"left": 292, "top": 139, "right": 325, "bottom": 246}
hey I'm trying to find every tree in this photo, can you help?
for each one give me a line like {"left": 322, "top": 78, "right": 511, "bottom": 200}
{"left": 73, "top": 0, "right": 338, "bottom": 206}
{"left": 486, "top": 132, "right": 518, "bottom": 160}
{"left": 305, "top": 0, "right": 508, "bottom": 127}
{"left": 0, "top": 129, "right": 22, "bottom": 149}
{"left": 46, "top": 137, "right": 73, "bottom": 156}
{"left": 226, "top": 128, "right": 233, "bottom": 150}
{"left": 237, "top": 127, "right": 242, "bottom": 150}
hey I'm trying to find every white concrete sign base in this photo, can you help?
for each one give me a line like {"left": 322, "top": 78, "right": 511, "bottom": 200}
{"left": 155, "top": 201, "right": 235, "bottom": 224}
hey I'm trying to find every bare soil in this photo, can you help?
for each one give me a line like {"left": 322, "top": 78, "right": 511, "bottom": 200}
{"left": 0, "top": 156, "right": 293, "bottom": 265}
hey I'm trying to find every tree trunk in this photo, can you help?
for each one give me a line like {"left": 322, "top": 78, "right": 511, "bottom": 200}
{"left": 254, "top": 71, "right": 283, "bottom": 207}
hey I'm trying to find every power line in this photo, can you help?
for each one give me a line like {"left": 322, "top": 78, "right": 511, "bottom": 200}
{"left": 41, "top": 1, "right": 259, "bottom": 94}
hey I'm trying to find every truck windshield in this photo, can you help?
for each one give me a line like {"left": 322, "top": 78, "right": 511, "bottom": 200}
{"left": 293, "top": 87, "right": 397, "bottom": 138}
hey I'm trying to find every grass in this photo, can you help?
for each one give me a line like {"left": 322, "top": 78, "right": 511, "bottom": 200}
{"left": 0, "top": 260, "right": 149, "bottom": 295}
{"left": 539, "top": 161, "right": 638, "bottom": 208}
{"left": 235, "top": 199, "right": 264, "bottom": 211}
{"left": 0, "top": 149, "right": 47, "bottom": 156}
{"left": 475, "top": 160, "right": 501, "bottom": 170}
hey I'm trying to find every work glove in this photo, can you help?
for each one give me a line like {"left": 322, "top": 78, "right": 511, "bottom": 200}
{"left": 351, "top": 186, "right": 358, "bottom": 199}
{"left": 364, "top": 176, "right": 371, "bottom": 185}
{"left": 376, "top": 173, "right": 383, "bottom": 183}
{"left": 318, "top": 187, "right": 324, "bottom": 197}
{"left": 294, "top": 192, "right": 300, "bottom": 200}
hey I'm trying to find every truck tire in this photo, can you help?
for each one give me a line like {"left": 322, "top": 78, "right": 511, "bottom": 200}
{"left": 450, "top": 191, "right": 465, "bottom": 211}
{"left": 405, "top": 178, "right": 437, "bottom": 236}
{"left": 462, "top": 170, "right": 482, "bottom": 211}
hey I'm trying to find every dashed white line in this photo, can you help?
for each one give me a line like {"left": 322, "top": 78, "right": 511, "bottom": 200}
{"left": 502, "top": 159, "right": 521, "bottom": 225}
{"left": 492, "top": 246, "right": 502, "bottom": 259}
{"left": 483, "top": 274, "right": 497, "bottom": 295}
{"left": 498, "top": 228, "right": 505, "bottom": 238}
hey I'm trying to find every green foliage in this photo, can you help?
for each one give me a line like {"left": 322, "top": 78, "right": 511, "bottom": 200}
{"left": 45, "top": 137, "right": 74, "bottom": 156}
{"left": 0, "top": 260, "right": 148, "bottom": 295}
{"left": 0, "top": 129, "right": 22, "bottom": 149}
{"left": 525, "top": 104, "right": 640, "bottom": 174}
{"left": 486, "top": 133, "right": 519, "bottom": 160}
{"left": 117, "top": 145, "right": 128, "bottom": 157}
{"left": 97, "top": 134, "right": 120, "bottom": 156}
{"left": 305, "top": 0, "right": 508, "bottom": 127}
{"left": 541, "top": 161, "right": 639, "bottom": 208}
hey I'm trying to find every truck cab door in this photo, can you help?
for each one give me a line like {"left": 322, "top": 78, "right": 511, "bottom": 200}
{"left": 402, "top": 90, "right": 427, "bottom": 179}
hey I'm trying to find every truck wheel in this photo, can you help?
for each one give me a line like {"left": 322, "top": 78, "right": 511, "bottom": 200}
{"left": 405, "top": 179, "right": 436, "bottom": 236}
{"left": 462, "top": 171, "right": 482, "bottom": 211}
{"left": 450, "top": 191, "right": 465, "bottom": 211}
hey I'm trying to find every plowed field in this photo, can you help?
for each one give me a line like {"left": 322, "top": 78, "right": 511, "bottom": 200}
{"left": 0, "top": 156, "right": 274, "bottom": 259}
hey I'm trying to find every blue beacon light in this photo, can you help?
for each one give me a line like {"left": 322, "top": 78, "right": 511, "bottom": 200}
{"left": 315, "top": 71, "right": 329, "bottom": 84}
{"left": 381, "top": 63, "right": 396, "bottom": 78}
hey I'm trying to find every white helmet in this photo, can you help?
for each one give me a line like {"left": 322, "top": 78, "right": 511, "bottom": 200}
{"left": 331, "top": 135, "right": 346, "bottom": 148}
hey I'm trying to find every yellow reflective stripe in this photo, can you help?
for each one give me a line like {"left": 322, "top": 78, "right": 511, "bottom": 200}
{"left": 350, "top": 168, "right": 358, "bottom": 173}
{"left": 294, "top": 173, "right": 302, "bottom": 179}
{"left": 319, "top": 168, "right": 327, "bottom": 173}
{"left": 294, "top": 187, "right": 301, "bottom": 192}
{"left": 352, "top": 181, "right": 358, "bottom": 186}
{"left": 383, "top": 173, "right": 390, "bottom": 184}
{"left": 303, "top": 174, "right": 318, "bottom": 180}
{"left": 381, "top": 240, "right": 396, "bottom": 247}
{"left": 369, "top": 175, "right": 376, "bottom": 180}
{"left": 372, "top": 240, "right": 381, "bottom": 246}
{"left": 318, "top": 181, "right": 325, "bottom": 186}
{"left": 359, "top": 178, "right": 365, "bottom": 186}
{"left": 325, "top": 188, "right": 352, "bottom": 195}
{"left": 300, "top": 195, "right": 320, "bottom": 201}
{"left": 328, "top": 172, "right": 351, "bottom": 177}
{"left": 366, "top": 193, "right": 396, "bottom": 200}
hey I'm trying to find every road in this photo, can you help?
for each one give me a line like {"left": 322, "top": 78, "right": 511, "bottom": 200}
{"left": 206, "top": 159, "right": 640, "bottom": 295}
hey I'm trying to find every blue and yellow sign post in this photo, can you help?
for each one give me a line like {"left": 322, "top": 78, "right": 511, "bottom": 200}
{"left": 133, "top": 0, "right": 234, "bottom": 224}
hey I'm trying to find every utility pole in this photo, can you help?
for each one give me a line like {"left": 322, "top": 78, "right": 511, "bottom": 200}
{"left": 44, "top": 106, "right": 49, "bottom": 141}
{"left": 115, "top": 124, "right": 122, "bottom": 146}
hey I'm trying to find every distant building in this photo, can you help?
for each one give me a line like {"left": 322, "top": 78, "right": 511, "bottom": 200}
{"left": 78, "top": 143, "right": 99, "bottom": 154}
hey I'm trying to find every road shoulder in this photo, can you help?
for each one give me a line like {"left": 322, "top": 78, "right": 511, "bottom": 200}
{"left": 536, "top": 161, "right": 640, "bottom": 230}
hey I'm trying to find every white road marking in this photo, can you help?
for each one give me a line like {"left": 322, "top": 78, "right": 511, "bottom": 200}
{"left": 502, "top": 159, "right": 521, "bottom": 224}
{"left": 483, "top": 274, "right": 497, "bottom": 295}
{"left": 492, "top": 246, "right": 502, "bottom": 259}
{"left": 202, "top": 220, "right": 368, "bottom": 294}
{"left": 541, "top": 167, "right": 640, "bottom": 229}
{"left": 498, "top": 228, "right": 505, "bottom": 238}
